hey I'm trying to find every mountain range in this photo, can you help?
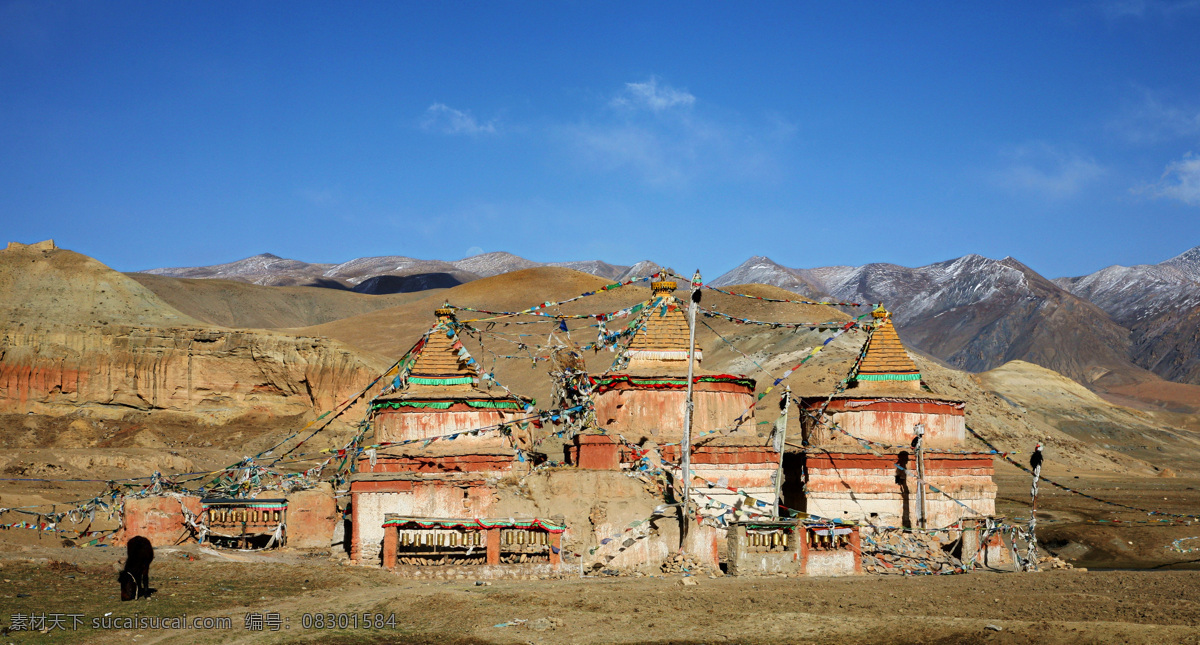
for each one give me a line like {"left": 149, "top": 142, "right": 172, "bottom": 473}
{"left": 141, "top": 246, "right": 1200, "bottom": 399}
{"left": 144, "top": 252, "right": 666, "bottom": 293}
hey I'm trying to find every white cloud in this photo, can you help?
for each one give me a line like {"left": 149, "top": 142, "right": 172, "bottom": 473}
{"left": 610, "top": 77, "right": 696, "bottom": 112}
{"left": 421, "top": 103, "right": 496, "bottom": 135}
{"left": 1141, "top": 153, "right": 1200, "bottom": 205}
{"left": 993, "top": 143, "right": 1107, "bottom": 199}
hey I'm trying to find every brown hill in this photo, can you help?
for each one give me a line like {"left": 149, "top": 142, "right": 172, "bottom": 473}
{"left": 1, "top": 241, "right": 202, "bottom": 327}
{"left": 127, "top": 273, "right": 435, "bottom": 329}
{"left": 974, "top": 361, "right": 1200, "bottom": 473}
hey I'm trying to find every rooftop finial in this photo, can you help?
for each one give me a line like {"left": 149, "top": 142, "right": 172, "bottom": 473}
{"left": 651, "top": 280, "right": 677, "bottom": 295}
{"left": 872, "top": 305, "right": 890, "bottom": 320}
{"left": 435, "top": 304, "right": 456, "bottom": 321}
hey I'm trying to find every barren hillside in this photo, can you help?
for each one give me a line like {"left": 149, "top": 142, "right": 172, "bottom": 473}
{"left": 128, "top": 273, "right": 434, "bottom": 329}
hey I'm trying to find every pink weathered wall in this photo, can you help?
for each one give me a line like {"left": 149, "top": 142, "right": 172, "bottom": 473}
{"left": 593, "top": 388, "right": 756, "bottom": 443}
{"left": 373, "top": 408, "right": 521, "bottom": 452}
{"left": 810, "top": 408, "right": 965, "bottom": 449}
{"left": 287, "top": 484, "right": 338, "bottom": 549}
{"left": 121, "top": 495, "right": 201, "bottom": 547}
{"left": 804, "top": 455, "right": 996, "bottom": 528}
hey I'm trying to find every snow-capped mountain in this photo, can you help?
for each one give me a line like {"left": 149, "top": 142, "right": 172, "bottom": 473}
{"left": 617, "top": 261, "right": 671, "bottom": 282}
{"left": 1055, "top": 245, "right": 1200, "bottom": 384}
{"left": 716, "top": 254, "right": 1142, "bottom": 386}
{"left": 451, "top": 252, "right": 542, "bottom": 278}
{"left": 144, "top": 253, "right": 336, "bottom": 287}
{"left": 1055, "top": 246, "right": 1200, "bottom": 325}
{"left": 546, "top": 260, "right": 629, "bottom": 280}
{"left": 707, "top": 256, "right": 825, "bottom": 297}
{"left": 320, "top": 256, "right": 477, "bottom": 288}
{"left": 143, "top": 252, "right": 644, "bottom": 293}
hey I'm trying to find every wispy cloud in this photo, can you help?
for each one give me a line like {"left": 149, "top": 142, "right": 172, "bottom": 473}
{"left": 609, "top": 77, "right": 696, "bottom": 112}
{"left": 992, "top": 143, "right": 1107, "bottom": 199}
{"left": 421, "top": 103, "right": 496, "bottom": 135}
{"left": 560, "top": 77, "right": 791, "bottom": 187}
{"left": 298, "top": 187, "right": 339, "bottom": 207}
{"left": 1139, "top": 153, "right": 1200, "bottom": 205}
{"left": 1109, "top": 88, "right": 1200, "bottom": 144}
{"left": 1099, "top": 0, "right": 1200, "bottom": 19}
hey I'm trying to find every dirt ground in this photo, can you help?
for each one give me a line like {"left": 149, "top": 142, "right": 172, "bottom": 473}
{"left": 4, "top": 462, "right": 1200, "bottom": 644}
{"left": 2, "top": 550, "right": 1200, "bottom": 645}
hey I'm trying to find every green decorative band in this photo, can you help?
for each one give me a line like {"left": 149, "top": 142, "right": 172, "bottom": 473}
{"left": 743, "top": 524, "right": 795, "bottom": 531}
{"left": 856, "top": 373, "right": 921, "bottom": 382}
{"left": 373, "top": 401, "right": 452, "bottom": 410}
{"left": 466, "top": 400, "right": 522, "bottom": 409}
{"left": 371, "top": 399, "right": 523, "bottom": 411}
{"left": 408, "top": 376, "right": 474, "bottom": 385}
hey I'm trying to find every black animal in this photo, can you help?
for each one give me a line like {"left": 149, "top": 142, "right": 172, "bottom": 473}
{"left": 1030, "top": 443, "right": 1044, "bottom": 471}
{"left": 119, "top": 536, "right": 154, "bottom": 601}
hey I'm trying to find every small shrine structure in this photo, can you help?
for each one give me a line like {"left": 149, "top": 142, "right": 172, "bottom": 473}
{"left": 793, "top": 307, "right": 997, "bottom": 529}
{"left": 348, "top": 306, "right": 548, "bottom": 568}
{"left": 575, "top": 280, "right": 781, "bottom": 563}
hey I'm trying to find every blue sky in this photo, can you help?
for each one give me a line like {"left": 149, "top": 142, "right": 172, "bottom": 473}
{"left": 2, "top": 1, "right": 1199, "bottom": 279}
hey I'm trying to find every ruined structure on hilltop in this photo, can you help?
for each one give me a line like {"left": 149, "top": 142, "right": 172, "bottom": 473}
{"left": 791, "top": 306, "right": 997, "bottom": 529}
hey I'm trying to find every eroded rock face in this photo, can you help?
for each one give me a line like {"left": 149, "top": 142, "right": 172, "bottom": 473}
{"left": 0, "top": 324, "right": 390, "bottom": 423}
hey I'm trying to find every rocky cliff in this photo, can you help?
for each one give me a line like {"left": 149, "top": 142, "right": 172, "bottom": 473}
{"left": 0, "top": 243, "right": 392, "bottom": 436}
{"left": 0, "top": 324, "right": 389, "bottom": 424}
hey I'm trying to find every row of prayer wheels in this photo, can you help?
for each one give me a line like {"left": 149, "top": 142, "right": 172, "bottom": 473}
{"left": 399, "top": 530, "right": 484, "bottom": 548}
{"left": 208, "top": 508, "right": 282, "bottom": 525}
{"left": 807, "top": 531, "right": 850, "bottom": 550}
{"left": 747, "top": 531, "right": 789, "bottom": 551}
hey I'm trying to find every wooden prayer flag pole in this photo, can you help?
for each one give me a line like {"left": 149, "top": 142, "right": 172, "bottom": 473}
{"left": 679, "top": 270, "right": 701, "bottom": 550}
{"left": 773, "top": 386, "right": 791, "bottom": 519}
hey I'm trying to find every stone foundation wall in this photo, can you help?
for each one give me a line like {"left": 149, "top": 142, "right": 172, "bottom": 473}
{"left": 389, "top": 563, "right": 566, "bottom": 580}
{"left": 805, "top": 550, "right": 858, "bottom": 576}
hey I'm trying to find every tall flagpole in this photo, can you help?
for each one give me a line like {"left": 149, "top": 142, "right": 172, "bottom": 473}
{"left": 773, "top": 386, "right": 791, "bottom": 519}
{"left": 679, "top": 270, "right": 701, "bottom": 549}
